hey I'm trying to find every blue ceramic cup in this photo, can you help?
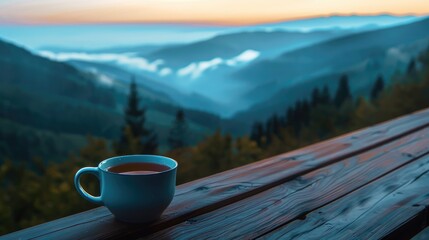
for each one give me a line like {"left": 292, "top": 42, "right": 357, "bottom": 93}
{"left": 74, "top": 155, "right": 177, "bottom": 223}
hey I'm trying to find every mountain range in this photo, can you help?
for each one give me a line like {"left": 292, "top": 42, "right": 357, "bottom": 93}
{"left": 35, "top": 15, "right": 424, "bottom": 116}
{"left": 2, "top": 14, "right": 429, "bottom": 161}
{"left": 32, "top": 15, "right": 426, "bottom": 117}
{"left": 233, "top": 17, "right": 429, "bottom": 122}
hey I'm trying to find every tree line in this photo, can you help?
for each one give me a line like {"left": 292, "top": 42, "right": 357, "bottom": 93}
{"left": 249, "top": 74, "right": 385, "bottom": 148}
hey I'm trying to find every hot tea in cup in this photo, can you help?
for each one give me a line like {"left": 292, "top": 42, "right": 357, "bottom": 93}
{"left": 74, "top": 155, "right": 177, "bottom": 223}
{"left": 107, "top": 162, "right": 171, "bottom": 175}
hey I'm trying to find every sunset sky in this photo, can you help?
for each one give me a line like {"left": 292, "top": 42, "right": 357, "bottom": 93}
{"left": 1, "top": 0, "right": 428, "bottom": 25}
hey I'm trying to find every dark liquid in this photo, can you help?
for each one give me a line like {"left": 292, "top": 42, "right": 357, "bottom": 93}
{"left": 108, "top": 162, "right": 170, "bottom": 175}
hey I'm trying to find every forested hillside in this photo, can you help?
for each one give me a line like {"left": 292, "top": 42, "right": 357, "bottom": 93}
{"left": 0, "top": 39, "right": 226, "bottom": 162}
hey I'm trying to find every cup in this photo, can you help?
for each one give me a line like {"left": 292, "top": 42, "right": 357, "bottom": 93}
{"left": 74, "top": 155, "right": 177, "bottom": 223}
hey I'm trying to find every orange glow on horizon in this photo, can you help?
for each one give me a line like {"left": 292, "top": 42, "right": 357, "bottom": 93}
{"left": 1, "top": 0, "right": 428, "bottom": 26}
{"left": 23, "top": 13, "right": 428, "bottom": 27}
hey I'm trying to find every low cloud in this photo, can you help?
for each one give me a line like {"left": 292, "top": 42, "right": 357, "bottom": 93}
{"left": 178, "top": 49, "right": 260, "bottom": 79}
{"left": 226, "top": 50, "right": 260, "bottom": 66}
{"left": 159, "top": 67, "right": 173, "bottom": 76}
{"left": 86, "top": 67, "right": 115, "bottom": 86}
{"left": 386, "top": 47, "right": 408, "bottom": 62}
{"left": 38, "top": 51, "right": 164, "bottom": 73}
{"left": 38, "top": 49, "right": 260, "bottom": 80}
{"left": 178, "top": 58, "right": 223, "bottom": 79}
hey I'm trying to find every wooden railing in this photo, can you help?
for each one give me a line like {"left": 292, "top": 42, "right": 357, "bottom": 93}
{"left": 4, "top": 108, "right": 429, "bottom": 239}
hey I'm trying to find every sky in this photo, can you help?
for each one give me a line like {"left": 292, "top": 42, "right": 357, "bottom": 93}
{"left": 1, "top": 0, "right": 429, "bottom": 25}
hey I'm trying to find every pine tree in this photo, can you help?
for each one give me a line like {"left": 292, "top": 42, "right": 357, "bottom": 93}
{"left": 286, "top": 107, "right": 294, "bottom": 125}
{"left": 371, "top": 75, "right": 385, "bottom": 101}
{"left": 334, "top": 75, "right": 351, "bottom": 107}
{"left": 168, "top": 109, "right": 188, "bottom": 150}
{"left": 269, "top": 114, "right": 281, "bottom": 139}
{"left": 143, "top": 131, "right": 158, "bottom": 154}
{"left": 292, "top": 100, "right": 303, "bottom": 135}
{"left": 321, "top": 85, "right": 331, "bottom": 105}
{"left": 116, "top": 78, "right": 158, "bottom": 154}
{"left": 250, "top": 122, "right": 264, "bottom": 146}
{"left": 301, "top": 100, "right": 310, "bottom": 125}
{"left": 125, "top": 79, "right": 144, "bottom": 136}
{"left": 311, "top": 88, "right": 321, "bottom": 107}
{"left": 407, "top": 58, "right": 416, "bottom": 75}
{"left": 265, "top": 118, "right": 273, "bottom": 144}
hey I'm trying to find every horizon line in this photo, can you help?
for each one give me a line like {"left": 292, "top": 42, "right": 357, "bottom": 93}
{"left": 1, "top": 12, "right": 428, "bottom": 27}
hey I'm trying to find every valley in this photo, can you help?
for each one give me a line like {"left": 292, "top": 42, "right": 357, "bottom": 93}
{"left": 1, "top": 14, "right": 429, "bottom": 162}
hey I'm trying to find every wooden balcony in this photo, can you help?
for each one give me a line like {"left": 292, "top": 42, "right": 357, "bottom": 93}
{"left": 5, "top": 108, "right": 429, "bottom": 239}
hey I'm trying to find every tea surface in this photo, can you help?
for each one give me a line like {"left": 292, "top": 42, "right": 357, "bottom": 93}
{"left": 108, "top": 162, "right": 170, "bottom": 175}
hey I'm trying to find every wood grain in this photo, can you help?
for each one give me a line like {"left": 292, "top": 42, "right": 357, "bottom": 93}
{"left": 145, "top": 127, "right": 429, "bottom": 240}
{"left": 4, "top": 108, "right": 429, "bottom": 240}
{"left": 259, "top": 156, "right": 429, "bottom": 240}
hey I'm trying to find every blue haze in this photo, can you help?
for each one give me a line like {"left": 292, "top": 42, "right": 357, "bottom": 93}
{"left": 0, "top": 14, "right": 424, "bottom": 50}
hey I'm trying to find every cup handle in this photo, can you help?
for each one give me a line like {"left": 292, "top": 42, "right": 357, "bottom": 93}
{"left": 74, "top": 167, "right": 103, "bottom": 205}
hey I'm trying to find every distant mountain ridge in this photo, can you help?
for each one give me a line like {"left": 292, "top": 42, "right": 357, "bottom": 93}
{"left": 235, "top": 17, "right": 429, "bottom": 85}
{"left": 41, "top": 28, "right": 355, "bottom": 115}
{"left": 253, "top": 14, "right": 422, "bottom": 31}
{"left": 19, "top": 14, "right": 428, "bottom": 118}
{"left": 145, "top": 30, "right": 348, "bottom": 68}
{"left": 232, "top": 17, "right": 429, "bottom": 123}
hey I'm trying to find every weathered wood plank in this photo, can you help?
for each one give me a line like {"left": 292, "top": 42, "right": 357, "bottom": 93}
{"left": 259, "top": 156, "right": 429, "bottom": 240}
{"left": 5, "top": 108, "right": 429, "bottom": 240}
{"left": 145, "top": 127, "right": 429, "bottom": 239}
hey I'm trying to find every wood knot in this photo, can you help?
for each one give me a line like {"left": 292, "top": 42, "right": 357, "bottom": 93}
{"left": 401, "top": 152, "right": 414, "bottom": 158}
{"left": 340, "top": 206, "right": 351, "bottom": 214}
{"left": 359, "top": 197, "right": 371, "bottom": 206}
{"left": 185, "top": 219, "right": 198, "bottom": 224}
{"left": 195, "top": 186, "right": 209, "bottom": 192}
{"left": 228, "top": 184, "right": 250, "bottom": 191}
{"left": 283, "top": 156, "right": 297, "bottom": 161}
